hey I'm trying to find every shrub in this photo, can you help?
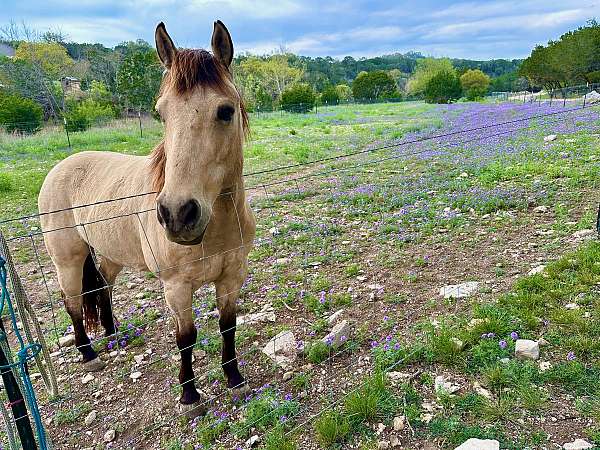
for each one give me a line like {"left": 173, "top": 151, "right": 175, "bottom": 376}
{"left": 280, "top": 83, "right": 315, "bottom": 113}
{"left": 352, "top": 71, "right": 398, "bottom": 101}
{"left": 460, "top": 69, "right": 491, "bottom": 100}
{"left": 64, "top": 98, "right": 116, "bottom": 132}
{"left": 424, "top": 70, "right": 462, "bottom": 104}
{"left": 314, "top": 411, "right": 351, "bottom": 447}
{"left": 335, "top": 84, "right": 352, "bottom": 102}
{"left": 0, "top": 173, "right": 11, "bottom": 193}
{"left": 321, "top": 85, "right": 340, "bottom": 105}
{"left": 0, "top": 94, "right": 43, "bottom": 134}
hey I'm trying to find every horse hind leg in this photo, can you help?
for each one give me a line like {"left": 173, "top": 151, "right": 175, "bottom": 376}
{"left": 56, "top": 253, "right": 105, "bottom": 372}
{"left": 97, "top": 258, "right": 122, "bottom": 337}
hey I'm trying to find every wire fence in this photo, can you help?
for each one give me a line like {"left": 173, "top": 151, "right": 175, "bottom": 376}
{"left": 0, "top": 98, "right": 598, "bottom": 448}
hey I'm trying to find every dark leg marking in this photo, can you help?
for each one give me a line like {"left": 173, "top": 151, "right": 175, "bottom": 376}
{"left": 219, "top": 311, "right": 244, "bottom": 389}
{"left": 176, "top": 326, "right": 201, "bottom": 405}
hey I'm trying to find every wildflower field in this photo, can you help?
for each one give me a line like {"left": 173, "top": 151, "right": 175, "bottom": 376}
{"left": 1, "top": 99, "right": 600, "bottom": 449}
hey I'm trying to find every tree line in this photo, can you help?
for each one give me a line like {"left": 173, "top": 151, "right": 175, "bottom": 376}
{"left": 519, "top": 20, "right": 600, "bottom": 91}
{"left": 1, "top": 18, "right": 596, "bottom": 134}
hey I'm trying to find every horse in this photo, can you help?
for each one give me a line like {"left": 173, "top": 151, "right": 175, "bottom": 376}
{"left": 38, "top": 21, "right": 255, "bottom": 418}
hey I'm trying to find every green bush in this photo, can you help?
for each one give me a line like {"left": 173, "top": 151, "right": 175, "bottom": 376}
{"left": 352, "top": 70, "right": 398, "bottom": 101}
{"left": 321, "top": 85, "right": 340, "bottom": 105}
{"left": 0, "top": 94, "right": 43, "bottom": 134}
{"left": 460, "top": 69, "right": 491, "bottom": 100}
{"left": 424, "top": 70, "right": 462, "bottom": 104}
{"left": 64, "top": 98, "right": 116, "bottom": 132}
{"left": 280, "top": 83, "right": 315, "bottom": 113}
{"left": 0, "top": 173, "right": 12, "bottom": 193}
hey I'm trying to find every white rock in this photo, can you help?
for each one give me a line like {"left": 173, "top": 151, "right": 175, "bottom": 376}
{"left": 327, "top": 309, "right": 344, "bottom": 325}
{"left": 455, "top": 438, "right": 500, "bottom": 450}
{"left": 434, "top": 375, "right": 460, "bottom": 395}
{"left": 282, "top": 371, "right": 294, "bottom": 382}
{"left": 539, "top": 361, "right": 552, "bottom": 372}
{"left": 134, "top": 354, "right": 144, "bottom": 364}
{"left": 262, "top": 331, "right": 297, "bottom": 369}
{"left": 238, "top": 311, "right": 276, "bottom": 326}
{"left": 572, "top": 229, "right": 595, "bottom": 240}
{"left": 533, "top": 205, "right": 548, "bottom": 213}
{"left": 84, "top": 410, "right": 97, "bottom": 426}
{"left": 515, "top": 339, "right": 540, "bottom": 360}
{"left": 321, "top": 320, "right": 351, "bottom": 349}
{"left": 58, "top": 335, "right": 75, "bottom": 347}
{"left": 439, "top": 282, "right": 480, "bottom": 299}
{"left": 528, "top": 265, "right": 546, "bottom": 275}
{"left": 275, "top": 258, "right": 291, "bottom": 265}
{"left": 378, "top": 441, "right": 390, "bottom": 449}
{"left": 81, "top": 374, "right": 94, "bottom": 385}
{"left": 130, "top": 371, "right": 142, "bottom": 381}
{"left": 544, "top": 134, "right": 557, "bottom": 142}
{"left": 246, "top": 435, "right": 260, "bottom": 447}
{"left": 104, "top": 430, "right": 116, "bottom": 443}
{"left": 473, "top": 382, "right": 493, "bottom": 400}
{"left": 393, "top": 416, "right": 405, "bottom": 431}
{"left": 563, "top": 438, "right": 594, "bottom": 450}
{"left": 565, "top": 303, "right": 579, "bottom": 310}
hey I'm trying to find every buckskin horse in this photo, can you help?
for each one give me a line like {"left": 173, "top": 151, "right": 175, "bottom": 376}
{"left": 38, "top": 20, "right": 255, "bottom": 418}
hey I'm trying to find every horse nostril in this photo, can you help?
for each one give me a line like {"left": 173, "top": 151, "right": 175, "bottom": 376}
{"left": 179, "top": 200, "right": 201, "bottom": 229}
{"left": 157, "top": 202, "right": 170, "bottom": 227}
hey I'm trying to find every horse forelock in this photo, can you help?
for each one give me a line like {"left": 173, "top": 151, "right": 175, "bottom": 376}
{"left": 160, "top": 49, "right": 249, "bottom": 134}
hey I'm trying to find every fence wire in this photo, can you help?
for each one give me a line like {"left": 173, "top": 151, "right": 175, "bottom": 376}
{"left": 0, "top": 99, "right": 598, "bottom": 448}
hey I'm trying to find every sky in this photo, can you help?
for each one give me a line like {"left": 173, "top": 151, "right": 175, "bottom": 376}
{"left": 2, "top": 0, "right": 597, "bottom": 60}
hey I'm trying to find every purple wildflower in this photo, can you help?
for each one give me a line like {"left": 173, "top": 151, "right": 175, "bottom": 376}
{"left": 499, "top": 340, "right": 507, "bottom": 350}
{"left": 567, "top": 351, "right": 576, "bottom": 361}
{"left": 510, "top": 331, "right": 519, "bottom": 340}
{"left": 319, "top": 291, "right": 326, "bottom": 304}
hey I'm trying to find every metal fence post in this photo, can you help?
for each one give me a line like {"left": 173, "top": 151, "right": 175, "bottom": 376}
{"left": 138, "top": 109, "right": 143, "bottom": 138}
{"left": 63, "top": 117, "right": 71, "bottom": 150}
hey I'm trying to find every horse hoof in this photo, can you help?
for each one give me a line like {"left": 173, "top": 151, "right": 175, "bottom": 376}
{"left": 83, "top": 357, "right": 105, "bottom": 372}
{"left": 179, "top": 400, "right": 207, "bottom": 420}
{"left": 231, "top": 382, "right": 250, "bottom": 402}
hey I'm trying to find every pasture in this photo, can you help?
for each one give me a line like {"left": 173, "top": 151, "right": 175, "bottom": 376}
{"left": 1, "top": 99, "right": 600, "bottom": 449}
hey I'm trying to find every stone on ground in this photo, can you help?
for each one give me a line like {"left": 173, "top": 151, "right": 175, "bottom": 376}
{"left": 434, "top": 375, "right": 460, "bottom": 395}
{"left": 439, "top": 282, "right": 479, "bottom": 299}
{"left": 84, "top": 410, "right": 97, "bottom": 426}
{"left": 572, "top": 229, "right": 595, "bottom": 241}
{"left": 321, "top": 320, "right": 350, "bottom": 348}
{"left": 104, "top": 430, "right": 116, "bottom": 443}
{"left": 454, "top": 438, "right": 500, "bottom": 450}
{"left": 528, "top": 265, "right": 546, "bottom": 275}
{"left": 262, "top": 330, "right": 297, "bottom": 369}
{"left": 393, "top": 416, "right": 405, "bottom": 431}
{"left": 544, "top": 134, "right": 557, "bottom": 142}
{"left": 515, "top": 339, "right": 540, "bottom": 360}
{"left": 563, "top": 439, "right": 594, "bottom": 450}
{"left": 58, "top": 334, "right": 75, "bottom": 347}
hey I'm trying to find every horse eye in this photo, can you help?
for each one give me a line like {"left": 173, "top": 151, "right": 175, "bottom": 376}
{"left": 217, "top": 105, "right": 235, "bottom": 122}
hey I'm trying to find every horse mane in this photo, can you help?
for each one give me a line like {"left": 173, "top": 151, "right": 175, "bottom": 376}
{"left": 149, "top": 49, "right": 249, "bottom": 193}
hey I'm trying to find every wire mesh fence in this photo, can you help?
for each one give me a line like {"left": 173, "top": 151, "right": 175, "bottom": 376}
{"left": 0, "top": 97, "right": 599, "bottom": 448}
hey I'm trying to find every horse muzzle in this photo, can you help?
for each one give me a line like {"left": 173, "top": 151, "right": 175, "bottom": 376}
{"left": 156, "top": 198, "right": 210, "bottom": 245}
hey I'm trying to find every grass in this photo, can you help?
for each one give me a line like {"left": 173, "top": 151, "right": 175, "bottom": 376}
{"left": 3, "top": 100, "right": 600, "bottom": 448}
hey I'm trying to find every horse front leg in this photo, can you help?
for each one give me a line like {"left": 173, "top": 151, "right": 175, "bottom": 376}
{"left": 215, "top": 277, "right": 248, "bottom": 399}
{"left": 164, "top": 281, "right": 205, "bottom": 419}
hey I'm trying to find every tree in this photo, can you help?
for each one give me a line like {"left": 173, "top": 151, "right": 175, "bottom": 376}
{"left": 335, "top": 84, "right": 352, "bottom": 101}
{"left": 406, "top": 58, "right": 455, "bottom": 96}
{"left": 320, "top": 85, "right": 340, "bottom": 104}
{"left": 519, "top": 20, "right": 600, "bottom": 90}
{"left": 115, "top": 41, "right": 162, "bottom": 112}
{"left": 424, "top": 70, "right": 462, "bottom": 104}
{"left": 460, "top": 69, "right": 490, "bottom": 100}
{"left": 14, "top": 42, "right": 74, "bottom": 79}
{"left": 0, "top": 93, "right": 43, "bottom": 134}
{"left": 352, "top": 71, "right": 397, "bottom": 101}
{"left": 237, "top": 54, "right": 303, "bottom": 104}
{"left": 280, "top": 83, "right": 315, "bottom": 113}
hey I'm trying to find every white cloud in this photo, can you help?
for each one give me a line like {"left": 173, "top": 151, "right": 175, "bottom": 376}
{"left": 186, "top": 0, "right": 305, "bottom": 19}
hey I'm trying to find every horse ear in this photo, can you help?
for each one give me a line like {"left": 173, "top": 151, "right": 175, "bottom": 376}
{"left": 211, "top": 20, "right": 233, "bottom": 69}
{"left": 155, "top": 22, "right": 177, "bottom": 69}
